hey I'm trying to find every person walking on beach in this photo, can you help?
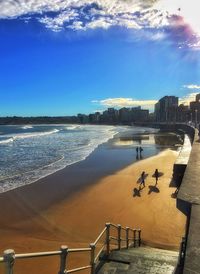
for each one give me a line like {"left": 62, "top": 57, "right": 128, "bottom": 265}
{"left": 139, "top": 146, "right": 143, "bottom": 157}
{"left": 140, "top": 171, "right": 146, "bottom": 189}
{"left": 136, "top": 146, "right": 139, "bottom": 159}
{"left": 154, "top": 169, "right": 159, "bottom": 185}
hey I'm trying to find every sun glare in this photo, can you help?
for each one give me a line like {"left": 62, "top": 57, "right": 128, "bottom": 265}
{"left": 156, "top": 0, "right": 200, "bottom": 36}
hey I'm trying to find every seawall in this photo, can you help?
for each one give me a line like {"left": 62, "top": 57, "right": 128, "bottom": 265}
{"left": 137, "top": 122, "right": 199, "bottom": 273}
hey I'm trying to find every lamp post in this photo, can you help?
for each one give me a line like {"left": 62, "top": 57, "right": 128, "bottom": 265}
{"left": 195, "top": 109, "right": 198, "bottom": 128}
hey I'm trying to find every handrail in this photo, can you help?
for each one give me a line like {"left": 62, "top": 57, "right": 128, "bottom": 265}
{"left": 1, "top": 248, "right": 92, "bottom": 262}
{"left": 93, "top": 227, "right": 107, "bottom": 246}
{"left": 67, "top": 265, "right": 91, "bottom": 273}
{"left": 0, "top": 222, "right": 142, "bottom": 274}
{"left": 69, "top": 248, "right": 92, "bottom": 253}
{"left": 15, "top": 250, "right": 62, "bottom": 259}
{"left": 94, "top": 245, "right": 105, "bottom": 263}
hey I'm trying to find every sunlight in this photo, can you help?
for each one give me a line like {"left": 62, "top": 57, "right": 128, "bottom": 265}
{"left": 156, "top": 0, "right": 200, "bottom": 36}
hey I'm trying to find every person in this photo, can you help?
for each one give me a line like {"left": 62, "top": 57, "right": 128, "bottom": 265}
{"left": 139, "top": 146, "right": 143, "bottom": 155}
{"left": 136, "top": 146, "right": 139, "bottom": 154}
{"left": 154, "top": 169, "right": 159, "bottom": 185}
{"left": 140, "top": 171, "right": 145, "bottom": 188}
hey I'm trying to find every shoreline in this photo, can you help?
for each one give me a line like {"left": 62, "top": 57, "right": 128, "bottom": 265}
{"left": 0, "top": 125, "right": 180, "bottom": 195}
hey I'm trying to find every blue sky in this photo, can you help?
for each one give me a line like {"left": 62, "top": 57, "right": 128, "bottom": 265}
{"left": 1, "top": 0, "right": 200, "bottom": 116}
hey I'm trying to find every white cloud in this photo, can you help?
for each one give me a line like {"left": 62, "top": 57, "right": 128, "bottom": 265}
{"left": 93, "top": 93, "right": 200, "bottom": 110}
{"left": 93, "top": 109, "right": 105, "bottom": 113}
{"left": 38, "top": 8, "right": 79, "bottom": 31}
{"left": 0, "top": 0, "right": 172, "bottom": 35}
{"left": 183, "top": 84, "right": 200, "bottom": 90}
{"left": 1, "top": 0, "right": 200, "bottom": 47}
{"left": 179, "top": 92, "right": 199, "bottom": 105}
{"left": 92, "top": 97, "right": 157, "bottom": 110}
{"left": 86, "top": 18, "right": 113, "bottom": 30}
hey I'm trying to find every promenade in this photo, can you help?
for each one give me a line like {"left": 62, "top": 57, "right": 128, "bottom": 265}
{"left": 177, "top": 128, "right": 200, "bottom": 273}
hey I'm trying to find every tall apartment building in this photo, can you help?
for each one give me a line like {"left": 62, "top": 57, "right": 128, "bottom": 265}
{"left": 190, "top": 93, "right": 200, "bottom": 125}
{"left": 155, "top": 96, "right": 178, "bottom": 122}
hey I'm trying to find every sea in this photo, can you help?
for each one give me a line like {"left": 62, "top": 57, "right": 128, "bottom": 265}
{"left": 0, "top": 124, "right": 182, "bottom": 193}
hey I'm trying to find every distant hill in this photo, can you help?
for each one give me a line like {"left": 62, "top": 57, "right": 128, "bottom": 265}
{"left": 0, "top": 116, "right": 79, "bottom": 125}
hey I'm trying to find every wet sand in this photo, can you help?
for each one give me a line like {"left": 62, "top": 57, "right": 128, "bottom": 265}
{"left": 0, "top": 147, "right": 186, "bottom": 274}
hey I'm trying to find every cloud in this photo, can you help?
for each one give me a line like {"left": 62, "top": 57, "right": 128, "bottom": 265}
{"left": 183, "top": 84, "right": 200, "bottom": 90}
{"left": 93, "top": 92, "right": 200, "bottom": 110}
{"left": 179, "top": 92, "right": 199, "bottom": 105}
{"left": 92, "top": 97, "right": 157, "bottom": 110}
{"left": 0, "top": 0, "right": 200, "bottom": 48}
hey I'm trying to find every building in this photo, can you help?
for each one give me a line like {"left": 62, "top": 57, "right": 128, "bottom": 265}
{"left": 189, "top": 93, "right": 200, "bottom": 125}
{"left": 77, "top": 114, "right": 89, "bottom": 124}
{"left": 131, "top": 107, "right": 149, "bottom": 122}
{"left": 118, "top": 107, "right": 131, "bottom": 123}
{"left": 88, "top": 112, "right": 101, "bottom": 123}
{"left": 177, "top": 104, "right": 190, "bottom": 123}
{"left": 155, "top": 96, "right": 178, "bottom": 122}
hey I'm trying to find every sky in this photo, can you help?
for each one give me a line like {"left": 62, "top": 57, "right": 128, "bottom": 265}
{"left": 1, "top": 0, "right": 200, "bottom": 116}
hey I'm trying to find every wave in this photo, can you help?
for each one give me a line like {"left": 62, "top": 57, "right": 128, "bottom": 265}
{"left": 66, "top": 125, "right": 81, "bottom": 130}
{"left": 13, "top": 129, "right": 60, "bottom": 140}
{"left": 0, "top": 138, "right": 14, "bottom": 144}
{"left": 0, "top": 125, "right": 119, "bottom": 192}
{"left": 21, "top": 125, "right": 33, "bottom": 129}
{"left": 0, "top": 129, "right": 60, "bottom": 144}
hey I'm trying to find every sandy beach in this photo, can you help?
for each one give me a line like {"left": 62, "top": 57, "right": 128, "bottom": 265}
{"left": 0, "top": 143, "right": 186, "bottom": 274}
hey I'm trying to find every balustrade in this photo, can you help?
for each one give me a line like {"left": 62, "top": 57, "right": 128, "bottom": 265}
{"left": 0, "top": 223, "right": 141, "bottom": 274}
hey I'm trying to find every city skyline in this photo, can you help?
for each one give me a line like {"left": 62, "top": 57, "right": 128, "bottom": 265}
{"left": 1, "top": 0, "right": 200, "bottom": 116}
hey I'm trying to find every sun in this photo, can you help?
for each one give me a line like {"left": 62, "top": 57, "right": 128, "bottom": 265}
{"left": 156, "top": 0, "right": 200, "bottom": 36}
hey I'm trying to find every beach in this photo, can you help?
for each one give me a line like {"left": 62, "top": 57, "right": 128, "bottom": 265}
{"left": 0, "top": 140, "right": 186, "bottom": 274}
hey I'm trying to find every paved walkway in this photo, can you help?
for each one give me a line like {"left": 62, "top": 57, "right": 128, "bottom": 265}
{"left": 97, "top": 246, "right": 178, "bottom": 274}
{"left": 178, "top": 129, "right": 200, "bottom": 274}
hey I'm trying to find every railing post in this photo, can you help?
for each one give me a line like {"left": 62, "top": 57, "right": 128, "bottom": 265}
{"left": 90, "top": 243, "right": 95, "bottom": 274}
{"left": 3, "top": 249, "right": 15, "bottom": 274}
{"left": 178, "top": 237, "right": 186, "bottom": 266}
{"left": 58, "top": 245, "right": 68, "bottom": 274}
{"left": 126, "top": 227, "right": 129, "bottom": 249}
{"left": 117, "top": 224, "right": 121, "bottom": 250}
{"left": 133, "top": 229, "right": 137, "bottom": 247}
{"left": 105, "top": 223, "right": 110, "bottom": 256}
{"left": 138, "top": 229, "right": 141, "bottom": 247}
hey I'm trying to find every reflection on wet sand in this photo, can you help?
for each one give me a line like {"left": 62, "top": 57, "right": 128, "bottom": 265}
{"left": 114, "top": 132, "right": 183, "bottom": 148}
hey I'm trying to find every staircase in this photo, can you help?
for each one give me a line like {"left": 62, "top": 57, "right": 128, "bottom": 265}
{"left": 97, "top": 246, "right": 179, "bottom": 274}
{"left": 0, "top": 222, "right": 183, "bottom": 274}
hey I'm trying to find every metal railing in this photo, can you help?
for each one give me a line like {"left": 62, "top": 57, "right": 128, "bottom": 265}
{"left": 178, "top": 236, "right": 186, "bottom": 268}
{"left": 0, "top": 222, "right": 141, "bottom": 274}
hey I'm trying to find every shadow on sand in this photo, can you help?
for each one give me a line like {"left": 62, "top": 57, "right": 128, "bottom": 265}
{"left": 133, "top": 187, "right": 141, "bottom": 197}
{"left": 148, "top": 185, "right": 160, "bottom": 195}
{"left": 169, "top": 178, "right": 179, "bottom": 198}
{"left": 171, "top": 188, "right": 179, "bottom": 199}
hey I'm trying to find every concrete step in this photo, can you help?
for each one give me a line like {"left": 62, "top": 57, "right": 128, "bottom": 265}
{"left": 109, "top": 246, "right": 178, "bottom": 265}
{"left": 96, "top": 246, "right": 179, "bottom": 274}
{"left": 97, "top": 261, "right": 129, "bottom": 274}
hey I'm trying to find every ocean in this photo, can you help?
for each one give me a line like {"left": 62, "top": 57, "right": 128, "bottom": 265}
{"left": 0, "top": 124, "right": 182, "bottom": 193}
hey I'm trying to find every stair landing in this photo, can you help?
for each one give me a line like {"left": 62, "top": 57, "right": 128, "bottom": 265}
{"left": 97, "top": 246, "right": 179, "bottom": 274}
